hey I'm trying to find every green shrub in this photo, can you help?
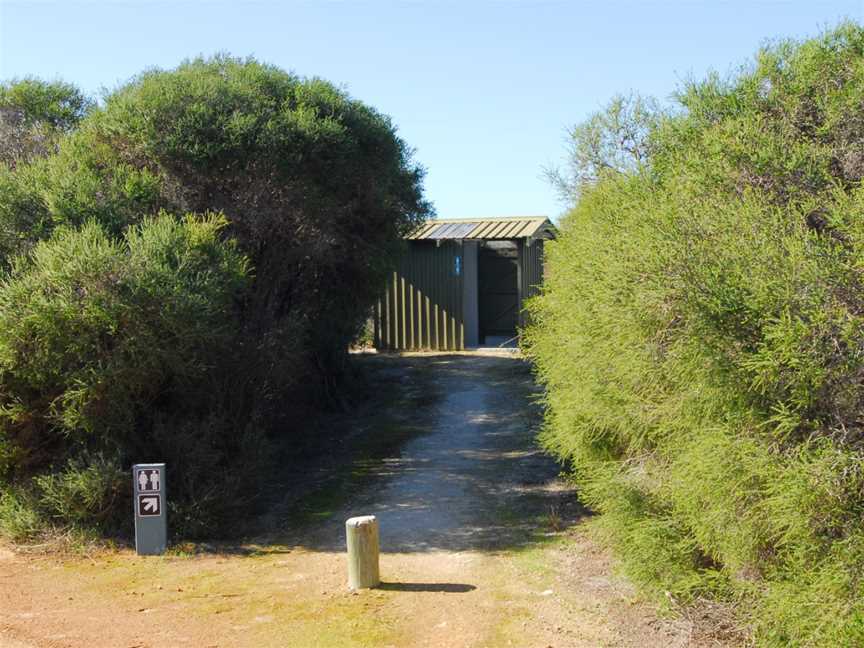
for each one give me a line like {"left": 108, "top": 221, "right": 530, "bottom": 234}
{"left": 0, "top": 78, "right": 92, "bottom": 132}
{"left": 151, "top": 412, "right": 271, "bottom": 539}
{"left": 527, "top": 22, "right": 864, "bottom": 644}
{"left": 0, "top": 213, "right": 260, "bottom": 538}
{"left": 0, "top": 78, "right": 93, "bottom": 169}
{"left": 0, "top": 489, "right": 44, "bottom": 542}
{"left": 0, "top": 158, "right": 52, "bottom": 268}
{"left": 0, "top": 57, "right": 428, "bottom": 542}
{"left": 34, "top": 454, "right": 127, "bottom": 530}
{"left": 22, "top": 54, "right": 430, "bottom": 435}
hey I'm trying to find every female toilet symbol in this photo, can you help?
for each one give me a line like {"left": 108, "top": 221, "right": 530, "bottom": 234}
{"left": 138, "top": 471, "right": 149, "bottom": 491}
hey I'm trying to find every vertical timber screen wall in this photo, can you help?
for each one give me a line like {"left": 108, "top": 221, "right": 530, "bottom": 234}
{"left": 374, "top": 241, "right": 465, "bottom": 351}
{"left": 518, "top": 239, "right": 545, "bottom": 329}
{"left": 375, "top": 237, "right": 546, "bottom": 351}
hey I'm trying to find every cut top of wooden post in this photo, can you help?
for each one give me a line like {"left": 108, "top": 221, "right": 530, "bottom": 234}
{"left": 346, "top": 515, "right": 377, "bottom": 528}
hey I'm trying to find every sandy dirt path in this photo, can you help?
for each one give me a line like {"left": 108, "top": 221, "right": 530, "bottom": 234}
{"left": 1, "top": 353, "right": 720, "bottom": 648}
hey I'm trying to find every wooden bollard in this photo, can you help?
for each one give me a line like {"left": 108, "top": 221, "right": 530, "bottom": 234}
{"left": 346, "top": 515, "right": 380, "bottom": 589}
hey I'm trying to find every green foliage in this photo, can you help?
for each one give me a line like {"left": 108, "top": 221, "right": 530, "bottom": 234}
{"left": 0, "top": 77, "right": 93, "bottom": 131}
{"left": 0, "top": 57, "right": 429, "bottom": 542}
{"left": 0, "top": 214, "right": 260, "bottom": 538}
{"left": 0, "top": 162, "right": 52, "bottom": 267}
{"left": 0, "top": 77, "right": 92, "bottom": 265}
{"left": 33, "top": 454, "right": 127, "bottom": 529}
{"left": 0, "top": 78, "right": 93, "bottom": 168}
{"left": 0, "top": 213, "right": 248, "bottom": 465}
{"left": 545, "top": 93, "right": 662, "bottom": 203}
{"left": 527, "top": 22, "right": 864, "bottom": 645}
{"left": 0, "top": 489, "right": 43, "bottom": 542}
{"left": 32, "top": 56, "right": 430, "bottom": 416}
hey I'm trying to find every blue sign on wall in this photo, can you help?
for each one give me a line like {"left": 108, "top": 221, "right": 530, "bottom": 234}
{"left": 455, "top": 255, "right": 462, "bottom": 276}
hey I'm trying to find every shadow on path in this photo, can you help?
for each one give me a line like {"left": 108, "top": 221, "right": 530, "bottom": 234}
{"left": 268, "top": 354, "right": 586, "bottom": 554}
{"left": 377, "top": 582, "right": 477, "bottom": 593}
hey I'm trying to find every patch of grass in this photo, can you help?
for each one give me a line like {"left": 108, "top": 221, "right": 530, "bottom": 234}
{"left": 0, "top": 485, "right": 119, "bottom": 554}
{"left": 64, "top": 550, "right": 403, "bottom": 648}
{"left": 508, "top": 532, "right": 570, "bottom": 578}
{"left": 0, "top": 489, "right": 44, "bottom": 542}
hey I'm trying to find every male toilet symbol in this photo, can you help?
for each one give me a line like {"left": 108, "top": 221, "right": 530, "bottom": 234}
{"left": 150, "top": 470, "right": 160, "bottom": 490}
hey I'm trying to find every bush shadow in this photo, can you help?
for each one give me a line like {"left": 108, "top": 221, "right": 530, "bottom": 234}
{"left": 377, "top": 581, "right": 477, "bottom": 593}
{"left": 254, "top": 353, "right": 587, "bottom": 555}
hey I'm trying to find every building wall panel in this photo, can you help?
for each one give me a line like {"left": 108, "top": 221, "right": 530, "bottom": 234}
{"left": 376, "top": 237, "right": 545, "bottom": 351}
{"left": 376, "top": 241, "right": 465, "bottom": 351}
{"left": 518, "top": 239, "right": 545, "bottom": 329}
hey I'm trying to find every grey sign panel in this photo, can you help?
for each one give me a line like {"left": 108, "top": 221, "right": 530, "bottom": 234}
{"left": 133, "top": 463, "right": 167, "bottom": 555}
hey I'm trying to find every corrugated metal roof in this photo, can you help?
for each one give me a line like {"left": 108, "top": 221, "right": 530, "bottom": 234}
{"left": 407, "top": 217, "right": 553, "bottom": 241}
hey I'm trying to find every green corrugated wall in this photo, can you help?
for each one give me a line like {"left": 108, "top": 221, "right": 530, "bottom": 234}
{"left": 375, "top": 241, "right": 465, "bottom": 351}
{"left": 518, "top": 239, "right": 545, "bottom": 328}
{"left": 375, "top": 238, "right": 545, "bottom": 351}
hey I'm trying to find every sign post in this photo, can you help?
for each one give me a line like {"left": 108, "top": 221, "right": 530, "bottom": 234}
{"left": 133, "top": 463, "right": 167, "bottom": 555}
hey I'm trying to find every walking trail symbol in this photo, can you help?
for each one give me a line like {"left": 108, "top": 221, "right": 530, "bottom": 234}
{"left": 133, "top": 463, "right": 167, "bottom": 555}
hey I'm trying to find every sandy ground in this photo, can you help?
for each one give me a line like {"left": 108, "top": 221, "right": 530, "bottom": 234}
{"left": 0, "top": 354, "right": 729, "bottom": 648}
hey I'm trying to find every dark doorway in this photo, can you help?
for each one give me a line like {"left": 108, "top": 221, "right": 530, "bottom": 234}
{"left": 478, "top": 241, "right": 518, "bottom": 343}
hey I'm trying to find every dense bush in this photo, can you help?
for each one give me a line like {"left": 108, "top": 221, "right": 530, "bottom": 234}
{"left": 0, "top": 215, "right": 261, "bottom": 536}
{"left": 0, "top": 56, "right": 429, "bottom": 541}
{"left": 35, "top": 55, "right": 429, "bottom": 417}
{"left": 527, "top": 22, "right": 864, "bottom": 645}
{"left": 0, "top": 79, "right": 92, "bottom": 265}
{"left": 0, "top": 78, "right": 92, "bottom": 168}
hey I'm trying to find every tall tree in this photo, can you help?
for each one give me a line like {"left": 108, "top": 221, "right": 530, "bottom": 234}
{"left": 0, "top": 78, "right": 93, "bottom": 168}
{"left": 546, "top": 93, "right": 661, "bottom": 204}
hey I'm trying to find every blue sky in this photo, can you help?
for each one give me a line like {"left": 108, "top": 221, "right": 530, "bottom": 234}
{"left": 1, "top": 1, "right": 862, "bottom": 221}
